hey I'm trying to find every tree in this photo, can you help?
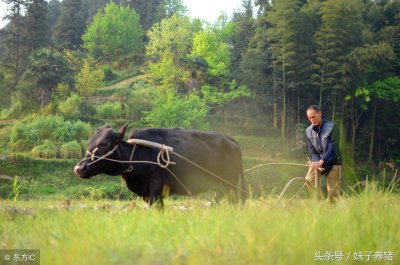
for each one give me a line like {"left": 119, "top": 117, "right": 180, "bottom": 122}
{"left": 143, "top": 89, "right": 209, "bottom": 129}
{"left": 267, "top": 0, "right": 302, "bottom": 139}
{"left": 190, "top": 25, "right": 231, "bottom": 78}
{"left": 0, "top": 71, "right": 9, "bottom": 109}
{"left": 313, "top": 0, "right": 364, "bottom": 109}
{"left": 52, "top": 0, "right": 85, "bottom": 50}
{"left": 75, "top": 58, "right": 104, "bottom": 99}
{"left": 25, "top": 0, "right": 50, "bottom": 51}
{"left": 22, "top": 48, "right": 70, "bottom": 106}
{"left": 46, "top": 0, "right": 61, "bottom": 39}
{"left": 127, "top": 0, "right": 163, "bottom": 31}
{"left": 82, "top": 1, "right": 143, "bottom": 63}
{"left": 161, "top": 0, "right": 188, "bottom": 18}
{"left": 230, "top": 0, "right": 255, "bottom": 83}
{"left": 146, "top": 14, "right": 200, "bottom": 91}
{"left": 2, "top": 0, "right": 28, "bottom": 88}
{"left": 364, "top": 77, "right": 400, "bottom": 162}
{"left": 344, "top": 42, "right": 395, "bottom": 160}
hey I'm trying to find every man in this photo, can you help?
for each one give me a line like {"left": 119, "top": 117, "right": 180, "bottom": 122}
{"left": 305, "top": 105, "right": 342, "bottom": 202}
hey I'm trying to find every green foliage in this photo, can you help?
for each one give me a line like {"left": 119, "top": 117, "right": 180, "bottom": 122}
{"left": 82, "top": 1, "right": 143, "bottom": 62}
{"left": 190, "top": 26, "right": 231, "bottom": 77}
{"left": 12, "top": 176, "right": 20, "bottom": 202}
{"left": 345, "top": 42, "right": 396, "bottom": 86}
{"left": 25, "top": 0, "right": 51, "bottom": 50}
{"left": 57, "top": 93, "right": 97, "bottom": 120}
{"left": 52, "top": 0, "right": 85, "bottom": 50}
{"left": 368, "top": 76, "right": 400, "bottom": 102}
{"left": 144, "top": 90, "right": 209, "bottom": 129}
{"left": 201, "top": 81, "right": 251, "bottom": 109}
{"left": 117, "top": 82, "right": 155, "bottom": 124}
{"left": 76, "top": 59, "right": 105, "bottom": 99}
{"left": 31, "top": 139, "right": 58, "bottom": 159}
{"left": 96, "top": 102, "right": 124, "bottom": 120}
{"left": 313, "top": 0, "right": 364, "bottom": 105}
{"left": 0, "top": 85, "right": 40, "bottom": 119}
{"left": 146, "top": 14, "right": 200, "bottom": 89}
{"left": 267, "top": 0, "right": 301, "bottom": 80}
{"left": 103, "top": 65, "right": 118, "bottom": 82}
{"left": 9, "top": 115, "right": 92, "bottom": 152}
{"left": 60, "top": 140, "right": 83, "bottom": 159}
{"left": 23, "top": 48, "right": 71, "bottom": 106}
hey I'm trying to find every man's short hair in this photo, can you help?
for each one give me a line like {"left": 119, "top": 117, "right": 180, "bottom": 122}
{"left": 307, "top": 105, "right": 321, "bottom": 112}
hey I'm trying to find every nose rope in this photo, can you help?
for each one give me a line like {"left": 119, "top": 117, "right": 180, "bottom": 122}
{"left": 85, "top": 145, "right": 119, "bottom": 166}
{"left": 90, "top": 147, "right": 99, "bottom": 161}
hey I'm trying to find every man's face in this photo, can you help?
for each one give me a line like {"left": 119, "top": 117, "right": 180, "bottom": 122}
{"left": 307, "top": 109, "right": 323, "bottom": 127}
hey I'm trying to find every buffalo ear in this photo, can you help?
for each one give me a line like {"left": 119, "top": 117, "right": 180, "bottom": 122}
{"left": 115, "top": 122, "right": 129, "bottom": 141}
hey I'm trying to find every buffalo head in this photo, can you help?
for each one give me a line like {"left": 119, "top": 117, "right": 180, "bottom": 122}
{"left": 74, "top": 123, "right": 129, "bottom": 178}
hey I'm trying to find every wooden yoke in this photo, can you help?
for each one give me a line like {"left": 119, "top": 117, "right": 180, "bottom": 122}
{"left": 127, "top": 139, "right": 174, "bottom": 153}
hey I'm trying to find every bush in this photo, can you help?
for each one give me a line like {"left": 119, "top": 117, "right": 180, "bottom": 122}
{"left": 103, "top": 65, "right": 118, "bottom": 82}
{"left": 143, "top": 90, "right": 209, "bottom": 129}
{"left": 57, "top": 94, "right": 97, "bottom": 120}
{"left": 117, "top": 82, "right": 154, "bottom": 125}
{"left": 96, "top": 102, "right": 125, "bottom": 120}
{"left": 60, "top": 140, "right": 83, "bottom": 159}
{"left": 31, "top": 140, "right": 58, "bottom": 159}
{"left": 9, "top": 115, "right": 92, "bottom": 152}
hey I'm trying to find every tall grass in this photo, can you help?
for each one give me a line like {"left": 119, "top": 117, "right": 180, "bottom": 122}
{"left": 1, "top": 187, "right": 399, "bottom": 265}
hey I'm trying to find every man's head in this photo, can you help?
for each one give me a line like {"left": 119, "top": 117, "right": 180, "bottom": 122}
{"left": 306, "top": 105, "right": 323, "bottom": 127}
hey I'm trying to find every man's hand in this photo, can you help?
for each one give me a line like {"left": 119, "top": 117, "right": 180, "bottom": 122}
{"left": 312, "top": 159, "right": 324, "bottom": 170}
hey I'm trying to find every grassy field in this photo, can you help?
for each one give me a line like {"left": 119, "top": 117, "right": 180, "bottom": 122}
{"left": 1, "top": 185, "right": 399, "bottom": 265}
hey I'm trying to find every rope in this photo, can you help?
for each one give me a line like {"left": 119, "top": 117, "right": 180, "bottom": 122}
{"left": 125, "top": 144, "right": 137, "bottom": 173}
{"left": 164, "top": 167, "right": 192, "bottom": 195}
{"left": 277, "top": 177, "right": 306, "bottom": 200}
{"left": 245, "top": 162, "right": 310, "bottom": 173}
{"left": 171, "top": 152, "right": 248, "bottom": 194}
{"left": 157, "top": 145, "right": 174, "bottom": 168}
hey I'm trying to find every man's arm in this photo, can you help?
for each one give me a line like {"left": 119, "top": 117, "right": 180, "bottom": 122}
{"left": 305, "top": 133, "right": 320, "bottom": 161}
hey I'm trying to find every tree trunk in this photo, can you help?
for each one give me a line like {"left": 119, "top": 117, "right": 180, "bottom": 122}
{"left": 273, "top": 61, "right": 278, "bottom": 129}
{"left": 319, "top": 42, "right": 327, "bottom": 108}
{"left": 351, "top": 101, "right": 363, "bottom": 161}
{"left": 297, "top": 86, "right": 300, "bottom": 124}
{"left": 368, "top": 102, "right": 377, "bottom": 163}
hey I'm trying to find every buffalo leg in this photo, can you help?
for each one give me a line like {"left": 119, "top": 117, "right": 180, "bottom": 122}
{"left": 148, "top": 178, "right": 165, "bottom": 207}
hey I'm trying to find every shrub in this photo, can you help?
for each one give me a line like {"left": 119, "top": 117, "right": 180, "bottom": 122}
{"left": 31, "top": 140, "right": 58, "bottom": 159}
{"left": 60, "top": 140, "right": 83, "bottom": 159}
{"left": 117, "top": 82, "right": 154, "bottom": 124}
{"left": 103, "top": 65, "right": 118, "bottom": 82}
{"left": 9, "top": 115, "right": 92, "bottom": 152}
{"left": 76, "top": 59, "right": 105, "bottom": 99}
{"left": 57, "top": 93, "right": 97, "bottom": 120}
{"left": 96, "top": 102, "right": 124, "bottom": 120}
{"left": 143, "top": 90, "right": 209, "bottom": 129}
{"left": 58, "top": 94, "right": 82, "bottom": 119}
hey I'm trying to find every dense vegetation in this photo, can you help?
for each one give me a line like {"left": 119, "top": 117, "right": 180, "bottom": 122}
{"left": 0, "top": 0, "right": 399, "bottom": 193}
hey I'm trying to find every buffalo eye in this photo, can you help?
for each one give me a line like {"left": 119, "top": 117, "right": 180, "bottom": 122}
{"left": 98, "top": 141, "right": 109, "bottom": 148}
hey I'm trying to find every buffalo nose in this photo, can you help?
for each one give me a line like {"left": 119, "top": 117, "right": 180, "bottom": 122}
{"left": 74, "top": 165, "right": 81, "bottom": 176}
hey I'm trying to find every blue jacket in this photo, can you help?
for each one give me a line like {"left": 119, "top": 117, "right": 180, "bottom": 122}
{"left": 305, "top": 120, "right": 342, "bottom": 168}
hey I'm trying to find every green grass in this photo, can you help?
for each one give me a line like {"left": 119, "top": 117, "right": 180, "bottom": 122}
{"left": 0, "top": 155, "right": 133, "bottom": 200}
{"left": 1, "top": 187, "right": 399, "bottom": 265}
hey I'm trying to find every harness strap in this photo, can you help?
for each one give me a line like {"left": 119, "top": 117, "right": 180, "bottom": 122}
{"left": 85, "top": 144, "right": 119, "bottom": 166}
{"left": 125, "top": 144, "right": 137, "bottom": 173}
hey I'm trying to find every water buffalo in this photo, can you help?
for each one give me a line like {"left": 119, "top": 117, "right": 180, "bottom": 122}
{"left": 74, "top": 123, "right": 246, "bottom": 206}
